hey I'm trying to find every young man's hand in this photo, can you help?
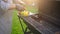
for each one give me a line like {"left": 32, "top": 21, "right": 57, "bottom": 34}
{"left": 13, "top": 0, "right": 26, "bottom": 6}
{"left": 16, "top": 4, "right": 25, "bottom": 11}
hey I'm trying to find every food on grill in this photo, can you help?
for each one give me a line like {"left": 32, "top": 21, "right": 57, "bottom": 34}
{"left": 20, "top": 10, "right": 29, "bottom": 16}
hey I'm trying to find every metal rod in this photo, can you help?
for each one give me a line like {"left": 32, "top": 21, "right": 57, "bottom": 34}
{"left": 18, "top": 16, "right": 25, "bottom": 33}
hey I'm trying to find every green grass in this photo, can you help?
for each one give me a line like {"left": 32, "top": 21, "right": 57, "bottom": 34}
{"left": 11, "top": 6, "right": 38, "bottom": 34}
{"left": 11, "top": 10, "right": 27, "bottom": 34}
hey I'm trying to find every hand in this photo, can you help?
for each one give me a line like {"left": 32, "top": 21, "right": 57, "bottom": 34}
{"left": 16, "top": 4, "right": 25, "bottom": 11}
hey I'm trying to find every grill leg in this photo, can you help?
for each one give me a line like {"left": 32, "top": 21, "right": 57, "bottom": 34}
{"left": 18, "top": 16, "right": 25, "bottom": 34}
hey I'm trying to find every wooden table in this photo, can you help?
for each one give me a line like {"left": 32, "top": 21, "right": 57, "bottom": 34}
{"left": 18, "top": 15, "right": 60, "bottom": 34}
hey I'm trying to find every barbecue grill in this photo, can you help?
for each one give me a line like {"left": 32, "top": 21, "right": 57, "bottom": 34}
{"left": 38, "top": 0, "right": 60, "bottom": 26}
{"left": 18, "top": 0, "right": 60, "bottom": 34}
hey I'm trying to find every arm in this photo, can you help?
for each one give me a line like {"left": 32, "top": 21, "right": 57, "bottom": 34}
{"left": 8, "top": 4, "right": 25, "bottom": 11}
{"left": 12, "top": 0, "right": 26, "bottom": 11}
{"left": 8, "top": 0, "right": 26, "bottom": 10}
{"left": 8, "top": 4, "right": 16, "bottom": 10}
